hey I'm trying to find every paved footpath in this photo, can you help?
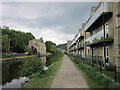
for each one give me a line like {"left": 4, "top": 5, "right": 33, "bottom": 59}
{"left": 51, "top": 55, "right": 89, "bottom": 88}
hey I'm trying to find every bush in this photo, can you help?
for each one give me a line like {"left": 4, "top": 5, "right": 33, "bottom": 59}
{"left": 105, "top": 63, "right": 115, "bottom": 71}
{"left": 25, "top": 47, "right": 33, "bottom": 55}
{"left": 31, "top": 72, "right": 42, "bottom": 78}
{"left": 68, "top": 55, "right": 120, "bottom": 88}
{"left": 19, "top": 57, "right": 44, "bottom": 77}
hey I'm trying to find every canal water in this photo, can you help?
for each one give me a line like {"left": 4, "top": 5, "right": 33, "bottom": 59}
{"left": 1, "top": 55, "right": 55, "bottom": 88}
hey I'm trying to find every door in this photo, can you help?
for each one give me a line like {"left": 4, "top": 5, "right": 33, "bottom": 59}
{"left": 105, "top": 46, "right": 109, "bottom": 63}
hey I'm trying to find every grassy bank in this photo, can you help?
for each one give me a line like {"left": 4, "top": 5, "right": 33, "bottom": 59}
{"left": 1, "top": 54, "right": 34, "bottom": 59}
{"left": 68, "top": 55, "right": 101, "bottom": 88}
{"left": 24, "top": 53, "right": 64, "bottom": 88}
{"left": 68, "top": 55, "right": 120, "bottom": 88}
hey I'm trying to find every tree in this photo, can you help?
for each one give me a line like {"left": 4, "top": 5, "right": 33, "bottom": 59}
{"left": 45, "top": 41, "right": 57, "bottom": 54}
{"left": 1, "top": 26, "right": 35, "bottom": 53}
{"left": 2, "top": 34, "right": 10, "bottom": 53}
{"left": 38, "top": 37, "right": 44, "bottom": 43}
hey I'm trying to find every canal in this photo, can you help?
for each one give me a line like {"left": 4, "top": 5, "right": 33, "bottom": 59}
{"left": 1, "top": 55, "right": 56, "bottom": 88}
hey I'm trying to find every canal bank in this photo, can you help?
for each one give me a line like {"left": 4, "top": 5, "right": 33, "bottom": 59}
{"left": 1, "top": 55, "right": 35, "bottom": 62}
{"left": 24, "top": 53, "right": 64, "bottom": 88}
{"left": 1, "top": 53, "right": 63, "bottom": 89}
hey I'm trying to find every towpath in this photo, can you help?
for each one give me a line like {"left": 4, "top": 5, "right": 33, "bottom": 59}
{"left": 51, "top": 55, "right": 89, "bottom": 88}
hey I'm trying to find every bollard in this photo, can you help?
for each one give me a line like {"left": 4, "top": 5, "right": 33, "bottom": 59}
{"left": 114, "top": 65, "right": 117, "bottom": 82}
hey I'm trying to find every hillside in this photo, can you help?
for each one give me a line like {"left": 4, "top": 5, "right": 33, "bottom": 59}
{"left": 57, "top": 44, "right": 67, "bottom": 50}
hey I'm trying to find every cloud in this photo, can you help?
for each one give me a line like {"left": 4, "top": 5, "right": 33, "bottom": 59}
{"left": 1, "top": 2, "right": 98, "bottom": 45}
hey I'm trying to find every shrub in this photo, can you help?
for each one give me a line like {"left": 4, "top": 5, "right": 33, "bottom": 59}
{"left": 68, "top": 55, "right": 120, "bottom": 88}
{"left": 105, "top": 63, "right": 115, "bottom": 71}
{"left": 19, "top": 57, "right": 44, "bottom": 77}
{"left": 25, "top": 47, "right": 33, "bottom": 55}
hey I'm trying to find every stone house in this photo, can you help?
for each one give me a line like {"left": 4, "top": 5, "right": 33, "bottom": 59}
{"left": 28, "top": 39, "right": 46, "bottom": 56}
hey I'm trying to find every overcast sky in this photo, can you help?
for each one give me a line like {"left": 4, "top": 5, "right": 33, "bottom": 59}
{"left": 1, "top": 2, "right": 99, "bottom": 45}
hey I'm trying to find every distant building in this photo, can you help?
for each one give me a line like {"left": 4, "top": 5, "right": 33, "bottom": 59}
{"left": 67, "top": 41, "right": 72, "bottom": 54}
{"left": 28, "top": 39, "right": 46, "bottom": 55}
{"left": 57, "top": 48, "right": 66, "bottom": 53}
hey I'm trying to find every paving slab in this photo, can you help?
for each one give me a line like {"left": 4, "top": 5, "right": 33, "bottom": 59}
{"left": 51, "top": 55, "right": 89, "bottom": 88}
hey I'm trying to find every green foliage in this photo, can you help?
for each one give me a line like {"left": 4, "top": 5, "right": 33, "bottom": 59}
{"left": 45, "top": 41, "right": 57, "bottom": 54}
{"left": 45, "top": 52, "right": 64, "bottom": 67}
{"left": 57, "top": 43, "right": 67, "bottom": 50}
{"left": 25, "top": 47, "right": 38, "bottom": 55}
{"left": 25, "top": 47, "right": 33, "bottom": 55}
{"left": 68, "top": 55, "right": 120, "bottom": 88}
{"left": 31, "top": 72, "right": 41, "bottom": 78}
{"left": 24, "top": 53, "right": 64, "bottom": 88}
{"left": 38, "top": 37, "right": 44, "bottom": 43}
{"left": 19, "top": 57, "right": 43, "bottom": 77}
{"left": 1, "top": 26, "right": 35, "bottom": 53}
{"left": 2, "top": 34, "right": 10, "bottom": 52}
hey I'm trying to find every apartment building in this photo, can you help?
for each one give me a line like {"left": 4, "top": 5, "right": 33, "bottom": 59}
{"left": 77, "top": 23, "right": 85, "bottom": 59}
{"left": 67, "top": 40, "right": 72, "bottom": 54}
{"left": 68, "top": 2, "right": 120, "bottom": 69}
{"left": 68, "top": 23, "right": 85, "bottom": 58}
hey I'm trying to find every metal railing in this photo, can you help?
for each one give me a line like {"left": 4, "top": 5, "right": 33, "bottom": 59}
{"left": 85, "top": 29, "right": 108, "bottom": 43}
{"left": 85, "top": 2, "right": 109, "bottom": 31}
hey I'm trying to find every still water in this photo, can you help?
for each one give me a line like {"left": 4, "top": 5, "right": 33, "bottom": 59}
{"left": 2, "top": 55, "right": 55, "bottom": 88}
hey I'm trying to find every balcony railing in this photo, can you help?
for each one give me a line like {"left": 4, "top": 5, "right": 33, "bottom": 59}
{"left": 85, "top": 29, "right": 109, "bottom": 44}
{"left": 77, "top": 43, "right": 84, "bottom": 49}
{"left": 85, "top": 2, "right": 110, "bottom": 31}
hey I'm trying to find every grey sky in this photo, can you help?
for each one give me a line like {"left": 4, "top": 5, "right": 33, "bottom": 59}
{"left": 1, "top": 2, "right": 99, "bottom": 45}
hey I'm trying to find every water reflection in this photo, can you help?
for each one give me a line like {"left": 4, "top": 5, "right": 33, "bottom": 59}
{"left": 2, "top": 60, "right": 22, "bottom": 85}
{"left": 41, "top": 56, "right": 46, "bottom": 66}
{"left": 2, "top": 77, "right": 29, "bottom": 88}
{"left": 2, "top": 55, "right": 54, "bottom": 88}
{"left": 46, "top": 55, "right": 56, "bottom": 67}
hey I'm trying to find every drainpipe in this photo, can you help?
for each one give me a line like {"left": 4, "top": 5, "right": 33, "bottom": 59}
{"left": 103, "top": 11, "right": 106, "bottom": 67}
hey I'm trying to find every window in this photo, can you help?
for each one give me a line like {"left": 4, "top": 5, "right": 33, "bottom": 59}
{"left": 118, "top": 45, "right": 120, "bottom": 55}
{"left": 88, "top": 49, "right": 89, "bottom": 55}
{"left": 105, "top": 46, "right": 109, "bottom": 58}
{"left": 116, "top": 14, "right": 120, "bottom": 27}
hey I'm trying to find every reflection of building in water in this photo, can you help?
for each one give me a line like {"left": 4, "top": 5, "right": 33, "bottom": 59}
{"left": 40, "top": 56, "right": 46, "bottom": 66}
{"left": 28, "top": 39, "right": 46, "bottom": 56}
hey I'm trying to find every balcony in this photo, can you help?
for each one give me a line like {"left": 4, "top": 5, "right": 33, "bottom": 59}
{"left": 77, "top": 43, "right": 84, "bottom": 49}
{"left": 85, "top": 2, "right": 112, "bottom": 32}
{"left": 85, "top": 29, "right": 113, "bottom": 47}
{"left": 78, "top": 34, "right": 84, "bottom": 41}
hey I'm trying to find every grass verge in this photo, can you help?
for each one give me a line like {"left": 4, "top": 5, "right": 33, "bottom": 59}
{"left": 24, "top": 53, "right": 64, "bottom": 88}
{"left": 102, "top": 70, "right": 120, "bottom": 84}
{"left": 67, "top": 55, "right": 120, "bottom": 88}
{"left": 68, "top": 55, "right": 101, "bottom": 88}
{"left": 1, "top": 54, "right": 34, "bottom": 59}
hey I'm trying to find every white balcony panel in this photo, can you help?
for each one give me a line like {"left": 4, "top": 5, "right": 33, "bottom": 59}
{"left": 85, "top": 2, "right": 109, "bottom": 31}
{"left": 85, "top": 29, "right": 108, "bottom": 43}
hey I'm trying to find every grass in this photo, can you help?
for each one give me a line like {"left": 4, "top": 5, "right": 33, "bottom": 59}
{"left": 67, "top": 55, "right": 120, "bottom": 88}
{"left": 24, "top": 53, "right": 64, "bottom": 88}
{"left": 102, "top": 70, "right": 120, "bottom": 84}
{"left": 1, "top": 54, "right": 34, "bottom": 59}
{"left": 68, "top": 55, "right": 101, "bottom": 88}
